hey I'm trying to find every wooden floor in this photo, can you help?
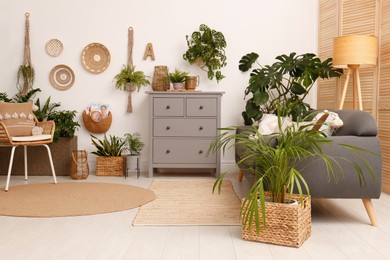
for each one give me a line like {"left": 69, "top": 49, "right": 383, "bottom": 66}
{"left": 0, "top": 172, "right": 389, "bottom": 260}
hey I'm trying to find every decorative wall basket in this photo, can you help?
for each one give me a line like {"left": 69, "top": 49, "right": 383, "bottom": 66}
{"left": 241, "top": 194, "right": 311, "bottom": 248}
{"left": 152, "top": 66, "right": 169, "bottom": 91}
{"left": 46, "top": 39, "right": 63, "bottom": 57}
{"left": 82, "top": 111, "right": 112, "bottom": 133}
{"left": 49, "top": 64, "right": 75, "bottom": 90}
{"left": 70, "top": 150, "right": 89, "bottom": 180}
{"left": 81, "top": 43, "right": 111, "bottom": 73}
{"left": 96, "top": 156, "right": 125, "bottom": 176}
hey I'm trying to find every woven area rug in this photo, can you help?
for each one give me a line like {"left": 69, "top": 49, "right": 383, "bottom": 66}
{"left": 0, "top": 182, "right": 155, "bottom": 217}
{"left": 133, "top": 179, "right": 241, "bottom": 226}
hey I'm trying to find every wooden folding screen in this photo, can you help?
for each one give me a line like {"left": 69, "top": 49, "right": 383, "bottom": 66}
{"left": 318, "top": 0, "right": 390, "bottom": 193}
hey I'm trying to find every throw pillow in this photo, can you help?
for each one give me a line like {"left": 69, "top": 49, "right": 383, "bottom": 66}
{"left": 0, "top": 102, "right": 36, "bottom": 136}
{"left": 311, "top": 110, "right": 343, "bottom": 135}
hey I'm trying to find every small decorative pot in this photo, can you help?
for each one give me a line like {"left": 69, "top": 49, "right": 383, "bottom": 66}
{"left": 172, "top": 82, "right": 185, "bottom": 90}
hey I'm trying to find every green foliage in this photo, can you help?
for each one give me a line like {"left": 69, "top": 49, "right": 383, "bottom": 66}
{"left": 91, "top": 134, "right": 126, "bottom": 157}
{"left": 123, "top": 132, "right": 144, "bottom": 155}
{"left": 114, "top": 65, "right": 150, "bottom": 92}
{"left": 209, "top": 107, "right": 375, "bottom": 232}
{"left": 239, "top": 52, "right": 343, "bottom": 125}
{"left": 12, "top": 88, "right": 41, "bottom": 103}
{"left": 0, "top": 92, "right": 12, "bottom": 102}
{"left": 33, "top": 96, "right": 61, "bottom": 122}
{"left": 183, "top": 24, "right": 227, "bottom": 83}
{"left": 48, "top": 110, "right": 80, "bottom": 141}
{"left": 17, "top": 65, "right": 35, "bottom": 94}
{"left": 168, "top": 68, "right": 189, "bottom": 83}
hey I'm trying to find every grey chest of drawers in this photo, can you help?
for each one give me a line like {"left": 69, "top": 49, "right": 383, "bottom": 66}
{"left": 147, "top": 91, "right": 224, "bottom": 177}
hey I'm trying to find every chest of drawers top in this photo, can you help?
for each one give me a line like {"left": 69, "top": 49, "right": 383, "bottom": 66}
{"left": 147, "top": 91, "right": 224, "bottom": 118}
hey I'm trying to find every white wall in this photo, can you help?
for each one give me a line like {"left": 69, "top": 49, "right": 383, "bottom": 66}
{"left": 0, "top": 0, "right": 319, "bottom": 172}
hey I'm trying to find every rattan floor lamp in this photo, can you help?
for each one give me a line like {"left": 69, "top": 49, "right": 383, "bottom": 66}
{"left": 333, "top": 35, "right": 378, "bottom": 110}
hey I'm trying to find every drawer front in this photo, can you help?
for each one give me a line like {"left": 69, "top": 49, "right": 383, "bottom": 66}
{"left": 153, "top": 118, "right": 217, "bottom": 137}
{"left": 153, "top": 98, "right": 184, "bottom": 117}
{"left": 153, "top": 139, "right": 216, "bottom": 164}
{"left": 187, "top": 98, "right": 217, "bottom": 117}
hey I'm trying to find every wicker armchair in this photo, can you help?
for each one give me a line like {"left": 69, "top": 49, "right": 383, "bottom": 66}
{"left": 0, "top": 103, "right": 57, "bottom": 191}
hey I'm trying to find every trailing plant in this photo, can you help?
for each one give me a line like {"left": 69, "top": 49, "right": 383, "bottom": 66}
{"left": 17, "top": 64, "right": 35, "bottom": 96}
{"left": 123, "top": 132, "right": 144, "bottom": 155}
{"left": 168, "top": 68, "right": 189, "bottom": 83}
{"left": 183, "top": 24, "right": 227, "bottom": 83}
{"left": 90, "top": 134, "right": 126, "bottom": 157}
{"left": 48, "top": 110, "right": 80, "bottom": 142}
{"left": 208, "top": 106, "right": 375, "bottom": 232}
{"left": 239, "top": 52, "right": 343, "bottom": 125}
{"left": 114, "top": 65, "right": 150, "bottom": 92}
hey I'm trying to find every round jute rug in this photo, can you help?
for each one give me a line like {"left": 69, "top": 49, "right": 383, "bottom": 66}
{"left": 0, "top": 182, "right": 156, "bottom": 218}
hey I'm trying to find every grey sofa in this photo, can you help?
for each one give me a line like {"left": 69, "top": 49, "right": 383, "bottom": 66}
{"left": 235, "top": 110, "right": 382, "bottom": 226}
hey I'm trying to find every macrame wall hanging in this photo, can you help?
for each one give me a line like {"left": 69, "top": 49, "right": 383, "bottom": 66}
{"left": 127, "top": 27, "right": 135, "bottom": 113}
{"left": 17, "top": 12, "right": 35, "bottom": 96}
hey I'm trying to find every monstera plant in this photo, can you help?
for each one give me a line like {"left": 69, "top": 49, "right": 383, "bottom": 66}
{"left": 239, "top": 52, "right": 343, "bottom": 125}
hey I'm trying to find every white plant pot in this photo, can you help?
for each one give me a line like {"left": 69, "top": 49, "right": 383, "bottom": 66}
{"left": 172, "top": 82, "right": 185, "bottom": 90}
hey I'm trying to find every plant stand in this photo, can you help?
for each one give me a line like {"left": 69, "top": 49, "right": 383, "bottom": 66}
{"left": 241, "top": 194, "right": 311, "bottom": 248}
{"left": 125, "top": 155, "right": 140, "bottom": 179}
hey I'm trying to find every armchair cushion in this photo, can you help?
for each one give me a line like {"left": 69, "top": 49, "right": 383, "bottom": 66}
{"left": 11, "top": 134, "right": 52, "bottom": 142}
{"left": 334, "top": 110, "right": 377, "bottom": 136}
{"left": 0, "top": 102, "right": 35, "bottom": 136}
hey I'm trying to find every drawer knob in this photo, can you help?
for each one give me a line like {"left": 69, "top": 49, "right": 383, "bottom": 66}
{"left": 199, "top": 126, "right": 203, "bottom": 131}
{"left": 166, "top": 150, "right": 170, "bottom": 154}
{"left": 199, "top": 105, "right": 204, "bottom": 110}
{"left": 166, "top": 105, "right": 170, "bottom": 110}
{"left": 166, "top": 126, "right": 170, "bottom": 130}
{"left": 198, "top": 150, "right": 203, "bottom": 155}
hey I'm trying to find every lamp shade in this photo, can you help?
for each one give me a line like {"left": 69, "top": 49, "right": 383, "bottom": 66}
{"left": 333, "top": 35, "right": 378, "bottom": 68}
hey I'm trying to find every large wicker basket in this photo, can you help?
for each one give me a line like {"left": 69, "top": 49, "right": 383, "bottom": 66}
{"left": 241, "top": 193, "right": 311, "bottom": 248}
{"left": 96, "top": 156, "right": 125, "bottom": 176}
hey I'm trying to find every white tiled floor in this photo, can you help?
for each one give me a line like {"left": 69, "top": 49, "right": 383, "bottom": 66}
{"left": 0, "top": 173, "right": 389, "bottom": 260}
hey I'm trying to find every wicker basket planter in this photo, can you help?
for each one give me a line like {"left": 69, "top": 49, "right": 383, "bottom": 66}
{"left": 96, "top": 156, "right": 125, "bottom": 176}
{"left": 241, "top": 194, "right": 311, "bottom": 248}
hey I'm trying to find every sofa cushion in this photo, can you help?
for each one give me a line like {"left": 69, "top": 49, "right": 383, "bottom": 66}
{"left": 0, "top": 102, "right": 35, "bottom": 136}
{"left": 334, "top": 110, "right": 377, "bottom": 136}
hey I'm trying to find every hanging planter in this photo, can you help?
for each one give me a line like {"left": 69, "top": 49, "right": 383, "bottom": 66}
{"left": 17, "top": 12, "right": 35, "bottom": 96}
{"left": 114, "top": 27, "right": 149, "bottom": 113}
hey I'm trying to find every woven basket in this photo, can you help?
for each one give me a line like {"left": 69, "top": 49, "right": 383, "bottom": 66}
{"left": 82, "top": 111, "right": 112, "bottom": 133}
{"left": 96, "top": 156, "right": 125, "bottom": 176}
{"left": 152, "top": 66, "right": 169, "bottom": 91}
{"left": 70, "top": 150, "right": 89, "bottom": 180}
{"left": 241, "top": 193, "right": 311, "bottom": 248}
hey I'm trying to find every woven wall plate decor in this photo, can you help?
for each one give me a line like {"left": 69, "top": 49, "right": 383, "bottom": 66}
{"left": 49, "top": 64, "right": 75, "bottom": 90}
{"left": 81, "top": 43, "right": 111, "bottom": 73}
{"left": 45, "top": 39, "right": 63, "bottom": 57}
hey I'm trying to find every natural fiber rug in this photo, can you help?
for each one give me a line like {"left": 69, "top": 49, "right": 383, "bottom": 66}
{"left": 0, "top": 182, "right": 155, "bottom": 217}
{"left": 133, "top": 179, "right": 241, "bottom": 226}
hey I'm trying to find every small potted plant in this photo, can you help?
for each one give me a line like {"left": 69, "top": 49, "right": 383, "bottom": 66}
{"left": 114, "top": 65, "right": 150, "bottom": 112}
{"left": 183, "top": 24, "right": 227, "bottom": 83}
{"left": 168, "top": 68, "right": 189, "bottom": 90}
{"left": 47, "top": 110, "right": 80, "bottom": 142}
{"left": 91, "top": 134, "right": 126, "bottom": 176}
{"left": 122, "top": 132, "right": 144, "bottom": 177}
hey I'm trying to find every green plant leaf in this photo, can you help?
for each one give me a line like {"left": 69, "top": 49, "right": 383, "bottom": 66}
{"left": 239, "top": 52, "right": 259, "bottom": 72}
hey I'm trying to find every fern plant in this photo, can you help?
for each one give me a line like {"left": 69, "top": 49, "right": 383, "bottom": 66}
{"left": 90, "top": 134, "right": 125, "bottom": 156}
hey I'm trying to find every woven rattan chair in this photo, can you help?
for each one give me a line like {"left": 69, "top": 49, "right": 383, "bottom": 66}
{"left": 0, "top": 103, "right": 57, "bottom": 191}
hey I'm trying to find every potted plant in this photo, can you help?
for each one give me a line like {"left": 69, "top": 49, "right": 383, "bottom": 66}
{"left": 122, "top": 132, "right": 144, "bottom": 178}
{"left": 17, "top": 64, "right": 35, "bottom": 96}
{"left": 238, "top": 52, "right": 343, "bottom": 125}
{"left": 168, "top": 68, "right": 189, "bottom": 90}
{"left": 91, "top": 134, "right": 126, "bottom": 176}
{"left": 114, "top": 65, "right": 150, "bottom": 112}
{"left": 47, "top": 110, "right": 80, "bottom": 142}
{"left": 183, "top": 24, "right": 227, "bottom": 83}
{"left": 208, "top": 107, "right": 375, "bottom": 247}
